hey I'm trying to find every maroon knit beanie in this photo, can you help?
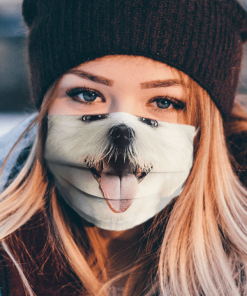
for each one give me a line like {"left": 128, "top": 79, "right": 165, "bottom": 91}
{"left": 22, "top": 0, "right": 247, "bottom": 119}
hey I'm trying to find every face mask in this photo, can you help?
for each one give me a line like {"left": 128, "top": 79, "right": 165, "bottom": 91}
{"left": 44, "top": 112, "right": 196, "bottom": 231}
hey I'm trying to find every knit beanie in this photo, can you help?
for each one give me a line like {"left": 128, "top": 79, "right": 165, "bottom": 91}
{"left": 22, "top": 0, "right": 247, "bottom": 119}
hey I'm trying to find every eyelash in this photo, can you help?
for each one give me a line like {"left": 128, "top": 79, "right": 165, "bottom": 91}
{"left": 66, "top": 87, "right": 103, "bottom": 105}
{"left": 150, "top": 96, "right": 185, "bottom": 113}
{"left": 66, "top": 87, "right": 186, "bottom": 112}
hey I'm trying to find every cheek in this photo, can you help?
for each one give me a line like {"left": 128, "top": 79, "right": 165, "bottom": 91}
{"left": 48, "top": 97, "right": 110, "bottom": 116}
{"left": 48, "top": 97, "right": 87, "bottom": 116}
{"left": 177, "top": 111, "right": 187, "bottom": 124}
{"left": 48, "top": 98, "right": 67, "bottom": 116}
{"left": 149, "top": 110, "right": 187, "bottom": 124}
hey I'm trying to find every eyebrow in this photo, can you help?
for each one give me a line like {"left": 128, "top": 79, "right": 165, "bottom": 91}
{"left": 140, "top": 79, "right": 183, "bottom": 89}
{"left": 66, "top": 69, "right": 183, "bottom": 89}
{"left": 66, "top": 69, "right": 114, "bottom": 86}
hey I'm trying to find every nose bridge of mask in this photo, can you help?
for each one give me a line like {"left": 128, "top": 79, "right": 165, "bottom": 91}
{"left": 44, "top": 112, "right": 196, "bottom": 229}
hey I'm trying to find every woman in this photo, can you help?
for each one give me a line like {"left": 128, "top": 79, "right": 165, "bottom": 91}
{"left": 1, "top": 0, "right": 247, "bottom": 295}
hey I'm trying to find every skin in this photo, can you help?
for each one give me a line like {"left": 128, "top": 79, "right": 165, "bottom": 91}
{"left": 48, "top": 55, "right": 188, "bottom": 284}
{"left": 49, "top": 55, "right": 187, "bottom": 123}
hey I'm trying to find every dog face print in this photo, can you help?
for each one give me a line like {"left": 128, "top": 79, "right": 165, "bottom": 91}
{"left": 45, "top": 112, "right": 196, "bottom": 230}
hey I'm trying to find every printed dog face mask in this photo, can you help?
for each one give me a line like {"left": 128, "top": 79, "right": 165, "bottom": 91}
{"left": 44, "top": 112, "right": 196, "bottom": 231}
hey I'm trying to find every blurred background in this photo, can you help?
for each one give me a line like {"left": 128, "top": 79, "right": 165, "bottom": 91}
{"left": 1, "top": 0, "right": 247, "bottom": 137}
{"left": 0, "top": 0, "right": 34, "bottom": 137}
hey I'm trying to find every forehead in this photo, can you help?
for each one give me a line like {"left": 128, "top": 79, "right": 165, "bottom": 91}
{"left": 69, "top": 55, "right": 181, "bottom": 82}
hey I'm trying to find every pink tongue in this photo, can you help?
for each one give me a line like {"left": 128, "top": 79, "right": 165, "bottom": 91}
{"left": 100, "top": 173, "right": 138, "bottom": 213}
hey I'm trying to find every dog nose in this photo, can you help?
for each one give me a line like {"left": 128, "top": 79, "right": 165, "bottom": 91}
{"left": 109, "top": 124, "right": 135, "bottom": 148}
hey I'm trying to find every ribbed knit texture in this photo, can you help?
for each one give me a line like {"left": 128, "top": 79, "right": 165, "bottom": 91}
{"left": 22, "top": 0, "right": 247, "bottom": 118}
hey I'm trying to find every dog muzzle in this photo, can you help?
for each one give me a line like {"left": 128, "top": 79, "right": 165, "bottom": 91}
{"left": 44, "top": 112, "right": 196, "bottom": 231}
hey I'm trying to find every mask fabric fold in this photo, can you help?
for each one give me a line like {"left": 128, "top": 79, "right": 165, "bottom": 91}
{"left": 44, "top": 112, "right": 196, "bottom": 231}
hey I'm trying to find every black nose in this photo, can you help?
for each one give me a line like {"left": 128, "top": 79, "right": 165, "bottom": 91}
{"left": 109, "top": 124, "right": 135, "bottom": 148}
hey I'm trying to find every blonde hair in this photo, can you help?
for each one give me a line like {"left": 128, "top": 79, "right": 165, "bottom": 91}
{"left": 1, "top": 70, "right": 247, "bottom": 296}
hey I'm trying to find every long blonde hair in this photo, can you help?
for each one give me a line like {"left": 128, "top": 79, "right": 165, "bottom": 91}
{"left": 1, "top": 69, "right": 247, "bottom": 296}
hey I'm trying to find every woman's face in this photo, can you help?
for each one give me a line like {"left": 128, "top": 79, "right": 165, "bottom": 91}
{"left": 49, "top": 55, "right": 187, "bottom": 124}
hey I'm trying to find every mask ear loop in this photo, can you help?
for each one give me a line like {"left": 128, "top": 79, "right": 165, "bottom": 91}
{"left": 42, "top": 112, "right": 57, "bottom": 217}
{"left": 36, "top": 112, "right": 49, "bottom": 165}
{"left": 44, "top": 113, "right": 49, "bottom": 135}
{"left": 44, "top": 113, "right": 49, "bottom": 121}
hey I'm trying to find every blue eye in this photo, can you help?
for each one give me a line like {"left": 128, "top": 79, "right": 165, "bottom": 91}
{"left": 66, "top": 87, "right": 102, "bottom": 103}
{"left": 77, "top": 91, "right": 98, "bottom": 102}
{"left": 156, "top": 99, "right": 171, "bottom": 109}
{"left": 153, "top": 97, "right": 185, "bottom": 110}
